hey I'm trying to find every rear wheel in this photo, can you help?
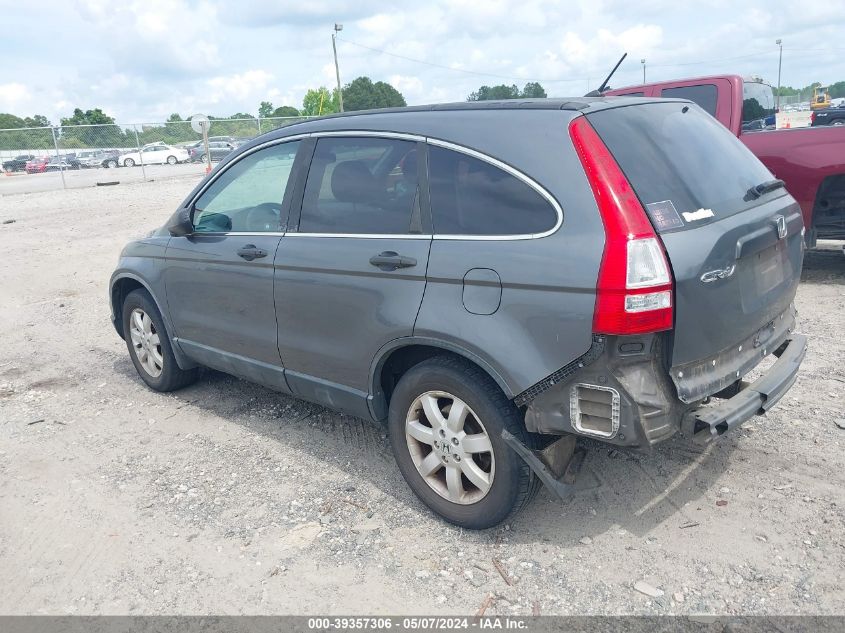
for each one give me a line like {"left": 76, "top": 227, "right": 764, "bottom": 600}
{"left": 167, "top": 155, "right": 178, "bottom": 165}
{"left": 124, "top": 158, "right": 135, "bottom": 167}
{"left": 388, "top": 355, "right": 538, "bottom": 529}
{"left": 106, "top": 159, "right": 117, "bottom": 168}
{"left": 122, "top": 289, "right": 198, "bottom": 392}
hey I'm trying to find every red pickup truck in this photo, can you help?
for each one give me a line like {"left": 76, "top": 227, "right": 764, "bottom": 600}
{"left": 606, "top": 75, "right": 845, "bottom": 246}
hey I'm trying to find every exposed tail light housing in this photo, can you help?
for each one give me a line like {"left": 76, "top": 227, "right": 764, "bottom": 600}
{"left": 569, "top": 116, "right": 674, "bottom": 335}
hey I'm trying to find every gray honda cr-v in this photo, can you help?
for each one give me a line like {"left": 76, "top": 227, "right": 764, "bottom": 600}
{"left": 110, "top": 98, "right": 807, "bottom": 528}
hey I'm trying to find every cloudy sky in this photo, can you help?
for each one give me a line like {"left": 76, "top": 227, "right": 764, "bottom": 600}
{"left": 2, "top": 0, "right": 844, "bottom": 124}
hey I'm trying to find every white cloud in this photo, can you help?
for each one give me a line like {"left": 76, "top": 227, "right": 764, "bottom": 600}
{"left": 0, "top": 83, "right": 31, "bottom": 110}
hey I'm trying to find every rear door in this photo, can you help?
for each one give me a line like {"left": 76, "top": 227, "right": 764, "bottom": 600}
{"left": 587, "top": 102, "right": 803, "bottom": 396}
{"left": 164, "top": 139, "right": 303, "bottom": 388}
{"left": 274, "top": 134, "right": 430, "bottom": 417}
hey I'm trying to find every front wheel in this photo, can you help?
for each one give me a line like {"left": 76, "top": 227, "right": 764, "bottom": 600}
{"left": 122, "top": 289, "right": 198, "bottom": 392}
{"left": 833, "top": 120, "right": 844, "bottom": 126}
{"left": 124, "top": 158, "right": 135, "bottom": 167}
{"left": 167, "top": 155, "right": 178, "bottom": 165}
{"left": 388, "top": 356, "right": 538, "bottom": 529}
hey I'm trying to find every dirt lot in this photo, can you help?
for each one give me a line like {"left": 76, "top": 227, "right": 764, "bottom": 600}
{"left": 0, "top": 179, "right": 843, "bottom": 616}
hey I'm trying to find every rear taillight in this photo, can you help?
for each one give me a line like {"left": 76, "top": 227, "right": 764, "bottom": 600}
{"left": 569, "top": 116, "right": 673, "bottom": 335}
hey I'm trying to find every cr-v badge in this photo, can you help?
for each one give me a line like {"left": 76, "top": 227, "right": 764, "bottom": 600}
{"left": 700, "top": 264, "right": 736, "bottom": 283}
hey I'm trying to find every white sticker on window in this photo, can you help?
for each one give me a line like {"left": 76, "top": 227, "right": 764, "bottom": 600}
{"left": 681, "top": 208, "right": 715, "bottom": 222}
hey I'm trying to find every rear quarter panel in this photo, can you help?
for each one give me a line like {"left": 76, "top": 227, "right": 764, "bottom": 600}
{"left": 410, "top": 111, "right": 604, "bottom": 396}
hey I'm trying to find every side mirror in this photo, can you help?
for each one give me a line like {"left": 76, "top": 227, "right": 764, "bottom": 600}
{"left": 168, "top": 207, "right": 193, "bottom": 236}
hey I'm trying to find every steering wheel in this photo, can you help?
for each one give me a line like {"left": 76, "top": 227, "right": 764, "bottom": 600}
{"left": 244, "top": 202, "right": 283, "bottom": 232}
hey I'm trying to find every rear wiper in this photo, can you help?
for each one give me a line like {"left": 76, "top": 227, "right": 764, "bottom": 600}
{"left": 746, "top": 179, "right": 785, "bottom": 200}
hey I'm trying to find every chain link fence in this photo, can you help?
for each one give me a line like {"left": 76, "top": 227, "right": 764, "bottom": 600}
{"left": 0, "top": 116, "right": 314, "bottom": 195}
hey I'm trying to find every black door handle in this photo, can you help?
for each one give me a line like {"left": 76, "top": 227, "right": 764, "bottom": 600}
{"left": 369, "top": 251, "right": 417, "bottom": 271}
{"left": 237, "top": 244, "right": 268, "bottom": 261}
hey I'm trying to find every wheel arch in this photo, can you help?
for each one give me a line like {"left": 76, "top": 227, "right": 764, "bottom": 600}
{"left": 369, "top": 337, "right": 515, "bottom": 422}
{"left": 110, "top": 273, "right": 197, "bottom": 370}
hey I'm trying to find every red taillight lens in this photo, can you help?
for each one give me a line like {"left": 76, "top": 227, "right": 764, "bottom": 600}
{"left": 569, "top": 116, "right": 673, "bottom": 335}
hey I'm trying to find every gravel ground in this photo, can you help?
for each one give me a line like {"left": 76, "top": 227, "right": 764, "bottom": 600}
{"left": 0, "top": 179, "right": 843, "bottom": 616}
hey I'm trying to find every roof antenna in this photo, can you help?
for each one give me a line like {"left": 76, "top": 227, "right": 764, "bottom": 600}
{"left": 585, "top": 53, "right": 627, "bottom": 97}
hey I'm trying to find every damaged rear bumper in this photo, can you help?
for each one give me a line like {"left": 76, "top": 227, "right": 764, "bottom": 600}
{"left": 520, "top": 307, "right": 806, "bottom": 449}
{"left": 681, "top": 333, "right": 806, "bottom": 444}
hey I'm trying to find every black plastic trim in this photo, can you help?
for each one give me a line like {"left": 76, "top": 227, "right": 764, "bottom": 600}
{"left": 513, "top": 335, "right": 606, "bottom": 406}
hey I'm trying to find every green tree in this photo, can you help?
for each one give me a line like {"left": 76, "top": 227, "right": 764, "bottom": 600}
{"left": 467, "top": 84, "right": 520, "bottom": 101}
{"left": 467, "top": 82, "right": 548, "bottom": 101}
{"left": 0, "top": 113, "right": 26, "bottom": 129}
{"left": 341, "top": 76, "right": 406, "bottom": 111}
{"left": 272, "top": 105, "right": 300, "bottom": 117}
{"left": 60, "top": 108, "right": 115, "bottom": 126}
{"left": 302, "top": 87, "right": 340, "bottom": 116}
{"left": 258, "top": 101, "right": 274, "bottom": 118}
{"left": 0, "top": 113, "right": 53, "bottom": 150}
{"left": 58, "top": 108, "right": 121, "bottom": 148}
{"left": 521, "top": 82, "right": 547, "bottom": 98}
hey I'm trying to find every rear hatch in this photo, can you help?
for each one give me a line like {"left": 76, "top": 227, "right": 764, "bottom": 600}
{"left": 587, "top": 101, "right": 804, "bottom": 402}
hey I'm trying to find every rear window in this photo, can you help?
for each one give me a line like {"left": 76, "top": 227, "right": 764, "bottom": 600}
{"left": 660, "top": 84, "right": 718, "bottom": 116}
{"left": 587, "top": 102, "right": 775, "bottom": 232}
{"left": 428, "top": 145, "right": 558, "bottom": 236}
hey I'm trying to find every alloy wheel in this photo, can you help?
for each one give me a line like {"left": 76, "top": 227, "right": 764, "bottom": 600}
{"left": 405, "top": 391, "right": 495, "bottom": 504}
{"left": 128, "top": 308, "right": 163, "bottom": 378}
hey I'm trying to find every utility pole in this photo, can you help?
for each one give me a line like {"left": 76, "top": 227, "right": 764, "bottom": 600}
{"left": 332, "top": 23, "right": 344, "bottom": 113}
{"left": 641, "top": 58, "right": 646, "bottom": 84}
{"left": 776, "top": 39, "right": 783, "bottom": 111}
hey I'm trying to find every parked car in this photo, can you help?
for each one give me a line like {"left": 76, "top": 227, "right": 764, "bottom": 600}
{"left": 189, "top": 141, "right": 236, "bottom": 163}
{"left": 811, "top": 107, "right": 845, "bottom": 127}
{"left": 100, "top": 150, "right": 122, "bottom": 168}
{"left": 119, "top": 143, "right": 189, "bottom": 167}
{"left": 110, "top": 99, "right": 806, "bottom": 528}
{"left": 607, "top": 75, "right": 845, "bottom": 245}
{"left": 25, "top": 157, "right": 50, "bottom": 173}
{"left": 2, "top": 154, "right": 35, "bottom": 172}
{"left": 75, "top": 149, "right": 106, "bottom": 168}
{"left": 45, "top": 154, "right": 82, "bottom": 171}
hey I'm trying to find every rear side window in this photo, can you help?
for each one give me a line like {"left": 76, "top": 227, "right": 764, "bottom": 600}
{"left": 428, "top": 145, "right": 558, "bottom": 236}
{"left": 660, "top": 84, "right": 718, "bottom": 116}
{"left": 587, "top": 102, "right": 774, "bottom": 231}
{"left": 299, "top": 137, "right": 419, "bottom": 235}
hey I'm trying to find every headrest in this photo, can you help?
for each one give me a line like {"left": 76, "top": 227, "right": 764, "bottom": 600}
{"left": 331, "top": 160, "right": 376, "bottom": 203}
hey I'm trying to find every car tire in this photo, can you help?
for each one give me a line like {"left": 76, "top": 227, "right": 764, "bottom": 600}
{"left": 124, "top": 158, "right": 135, "bottom": 167}
{"left": 167, "top": 156, "right": 177, "bottom": 165}
{"left": 833, "top": 120, "right": 844, "bottom": 126}
{"left": 388, "top": 355, "right": 539, "bottom": 529}
{"left": 201, "top": 154, "right": 208, "bottom": 163}
{"left": 121, "top": 289, "right": 198, "bottom": 392}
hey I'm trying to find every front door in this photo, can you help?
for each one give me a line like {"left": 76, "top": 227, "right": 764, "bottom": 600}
{"left": 274, "top": 135, "right": 430, "bottom": 417}
{"left": 164, "top": 139, "right": 303, "bottom": 390}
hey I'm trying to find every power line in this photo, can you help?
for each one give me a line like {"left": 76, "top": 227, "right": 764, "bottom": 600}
{"left": 337, "top": 37, "right": 587, "bottom": 83}
{"left": 337, "top": 37, "right": 842, "bottom": 85}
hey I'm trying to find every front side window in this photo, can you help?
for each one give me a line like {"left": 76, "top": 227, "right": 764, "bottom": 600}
{"left": 661, "top": 84, "right": 718, "bottom": 116}
{"left": 428, "top": 145, "right": 558, "bottom": 236}
{"left": 193, "top": 140, "right": 300, "bottom": 233}
{"left": 299, "top": 137, "right": 419, "bottom": 235}
{"left": 741, "top": 81, "right": 776, "bottom": 129}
